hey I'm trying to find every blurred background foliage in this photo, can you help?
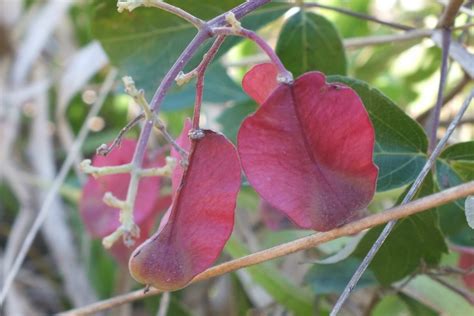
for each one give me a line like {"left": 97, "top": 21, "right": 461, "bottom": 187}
{"left": 1, "top": 0, "right": 473, "bottom": 315}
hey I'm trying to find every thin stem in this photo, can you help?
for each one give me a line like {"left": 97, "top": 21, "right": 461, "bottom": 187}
{"left": 343, "top": 22, "right": 474, "bottom": 48}
{"left": 138, "top": 157, "right": 176, "bottom": 177}
{"left": 208, "top": 0, "right": 272, "bottom": 26}
{"left": 153, "top": 118, "right": 189, "bottom": 160}
{"left": 438, "top": 0, "right": 465, "bottom": 28}
{"left": 97, "top": 113, "right": 145, "bottom": 156}
{"left": 80, "top": 160, "right": 133, "bottom": 177}
{"left": 130, "top": 29, "right": 210, "bottom": 192}
{"left": 123, "top": 76, "right": 153, "bottom": 119}
{"left": 212, "top": 26, "right": 293, "bottom": 83}
{"left": 331, "top": 89, "right": 473, "bottom": 316}
{"left": 156, "top": 292, "right": 171, "bottom": 316}
{"left": 416, "top": 73, "right": 470, "bottom": 124}
{"left": 117, "top": 0, "right": 204, "bottom": 29}
{"left": 428, "top": 28, "right": 452, "bottom": 153}
{"left": 344, "top": 29, "right": 433, "bottom": 48}
{"left": 192, "top": 35, "right": 226, "bottom": 129}
{"left": 0, "top": 68, "right": 118, "bottom": 307}
{"left": 296, "top": 2, "right": 414, "bottom": 31}
{"left": 429, "top": 274, "right": 474, "bottom": 305}
{"left": 59, "top": 180, "right": 474, "bottom": 315}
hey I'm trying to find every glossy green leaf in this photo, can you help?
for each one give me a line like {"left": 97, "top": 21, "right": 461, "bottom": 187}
{"left": 439, "top": 141, "right": 474, "bottom": 180}
{"left": 276, "top": 11, "right": 347, "bottom": 76}
{"left": 304, "top": 257, "right": 376, "bottom": 295}
{"left": 327, "top": 76, "right": 428, "bottom": 191}
{"left": 92, "top": 1, "right": 289, "bottom": 108}
{"left": 354, "top": 175, "right": 447, "bottom": 285}
{"left": 440, "top": 141, "right": 474, "bottom": 161}
{"left": 225, "top": 237, "right": 313, "bottom": 315}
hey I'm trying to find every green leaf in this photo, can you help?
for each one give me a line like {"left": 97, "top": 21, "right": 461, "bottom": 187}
{"left": 327, "top": 76, "right": 428, "bottom": 191}
{"left": 436, "top": 142, "right": 474, "bottom": 246}
{"left": 439, "top": 141, "right": 474, "bottom": 181}
{"left": 92, "top": 1, "right": 289, "bottom": 108}
{"left": 436, "top": 160, "right": 468, "bottom": 236}
{"left": 162, "top": 63, "right": 248, "bottom": 111}
{"left": 440, "top": 141, "right": 474, "bottom": 161}
{"left": 400, "top": 293, "right": 438, "bottom": 316}
{"left": 403, "top": 275, "right": 474, "bottom": 315}
{"left": 230, "top": 274, "right": 254, "bottom": 316}
{"left": 217, "top": 100, "right": 256, "bottom": 143}
{"left": 372, "top": 294, "right": 411, "bottom": 316}
{"left": 353, "top": 175, "right": 448, "bottom": 285}
{"left": 304, "top": 257, "right": 376, "bottom": 295}
{"left": 225, "top": 237, "right": 313, "bottom": 315}
{"left": 276, "top": 11, "right": 347, "bottom": 77}
{"left": 87, "top": 240, "right": 117, "bottom": 298}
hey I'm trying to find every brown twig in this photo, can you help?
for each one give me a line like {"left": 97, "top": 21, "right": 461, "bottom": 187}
{"left": 59, "top": 180, "right": 474, "bottom": 315}
{"left": 438, "top": 0, "right": 465, "bottom": 28}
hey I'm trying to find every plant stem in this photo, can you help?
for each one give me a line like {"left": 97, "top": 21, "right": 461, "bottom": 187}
{"left": 438, "top": 0, "right": 465, "bottom": 28}
{"left": 330, "top": 89, "right": 473, "bottom": 316}
{"left": 59, "top": 180, "right": 474, "bottom": 316}
{"left": 117, "top": 0, "right": 204, "bottom": 29}
{"left": 213, "top": 27, "right": 293, "bottom": 83}
{"left": 192, "top": 35, "right": 226, "bottom": 129}
{"left": 208, "top": 0, "right": 272, "bottom": 26}
{"left": 97, "top": 113, "right": 145, "bottom": 156}
{"left": 416, "top": 73, "right": 470, "bottom": 124}
{"left": 428, "top": 27, "right": 451, "bottom": 153}
{"left": 296, "top": 1, "right": 414, "bottom": 31}
{"left": 153, "top": 118, "right": 189, "bottom": 160}
{"left": 343, "top": 22, "right": 474, "bottom": 48}
{"left": 130, "top": 29, "right": 210, "bottom": 181}
{"left": 429, "top": 274, "right": 474, "bottom": 305}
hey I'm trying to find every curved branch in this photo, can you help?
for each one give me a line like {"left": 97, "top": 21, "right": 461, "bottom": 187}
{"left": 212, "top": 26, "right": 293, "bottom": 83}
{"left": 117, "top": 0, "right": 204, "bottom": 29}
{"left": 59, "top": 180, "right": 474, "bottom": 316}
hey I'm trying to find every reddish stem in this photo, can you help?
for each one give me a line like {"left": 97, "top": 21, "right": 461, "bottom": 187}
{"left": 130, "top": 30, "right": 210, "bottom": 169}
{"left": 192, "top": 36, "right": 226, "bottom": 129}
{"left": 213, "top": 27, "right": 293, "bottom": 83}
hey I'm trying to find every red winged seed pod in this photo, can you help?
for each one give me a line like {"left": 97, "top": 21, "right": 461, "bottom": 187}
{"left": 129, "top": 120, "right": 241, "bottom": 291}
{"left": 238, "top": 63, "right": 378, "bottom": 231}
